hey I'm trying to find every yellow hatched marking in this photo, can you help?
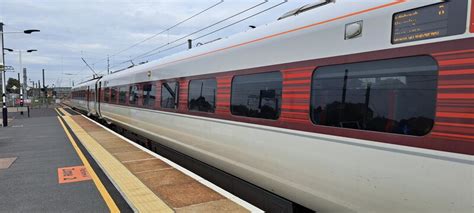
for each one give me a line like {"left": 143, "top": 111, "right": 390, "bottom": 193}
{"left": 61, "top": 116, "right": 173, "bottom": 213}
{"left": 57, "top": 117, "right": 120, "bottom": 213}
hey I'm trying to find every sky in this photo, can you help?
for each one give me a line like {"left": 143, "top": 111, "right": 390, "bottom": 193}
{"left": 0, "top": 0, "right": 316, "bottom": 88}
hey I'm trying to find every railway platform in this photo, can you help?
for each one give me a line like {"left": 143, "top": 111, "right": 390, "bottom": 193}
{"left": 0, "top": 107, "right": 260, "bottom": 212}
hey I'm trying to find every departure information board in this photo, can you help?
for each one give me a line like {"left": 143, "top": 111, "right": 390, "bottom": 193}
{"left": 392, "top": 1, "right": 468, "bottom": 44}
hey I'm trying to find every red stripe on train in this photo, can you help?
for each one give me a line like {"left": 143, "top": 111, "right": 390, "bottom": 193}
{"left": 282, "top": 66, "right": 315, "bottom": 72}
{"left": 439, "top": 69, "right": 474, "bottom": 75}
{"left": 438, "top": 85, "right": 474, "bottom": 89}
{"left": 438, "top": 58, "right": 474, "bottom": 66}
{"left": 436, "top": 122, "right": 474, "bottom": 128}
{"left": 438, "top": 93, "right": 474, "bottom": 99}
{"left": 431, "top": 132, "right": 474, "bottom": 140}
{"left": 283, "top": 73, "right": 313, "bottom": 78}
{"left": 436, "top": 112, "right": 474, "bottom": 119}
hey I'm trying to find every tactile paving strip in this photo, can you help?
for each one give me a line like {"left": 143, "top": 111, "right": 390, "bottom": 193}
{"left": 64, "top": 113, "right": 249, "bottom": 212}
{"left": 63, "top": 116, "right": 173, "bottom": 213}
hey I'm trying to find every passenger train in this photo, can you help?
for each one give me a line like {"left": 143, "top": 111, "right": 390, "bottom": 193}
{"left": 70, "top": 0, "right": 474, "bottom": 212}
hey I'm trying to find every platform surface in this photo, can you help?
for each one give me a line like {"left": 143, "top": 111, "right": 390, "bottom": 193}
{"left": 57, "top": 107, "right": 253, "bottom": 212}
{"left": 0, "top": 107, "right": 256, "bottom": 212}
{"left": 0, "top": 108, "right": 111, "bottom": 212}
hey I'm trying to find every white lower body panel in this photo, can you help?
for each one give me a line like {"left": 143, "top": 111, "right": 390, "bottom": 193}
{"left": 95, "top": 103, "right": 473, "bottom": 213}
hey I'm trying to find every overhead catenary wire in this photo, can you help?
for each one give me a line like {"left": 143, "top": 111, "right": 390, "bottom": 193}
{"left": 81, "top": 57, "right": 98, "bottom": 76}
{"left": 194, "top": 0, "right": 288, "bottom": 41}
{"left": 134, "top": 0, "right": 289, "bottom": 61}
{"left": 90, "top": 0, "right": 225, "bottom": 67}
{"left": 113, "top": 0, "right": 270, "bottom": 67}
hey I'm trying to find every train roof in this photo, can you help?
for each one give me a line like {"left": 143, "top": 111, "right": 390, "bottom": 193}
{"left": 74, "top": 0, "right": 472, "bottom": 89}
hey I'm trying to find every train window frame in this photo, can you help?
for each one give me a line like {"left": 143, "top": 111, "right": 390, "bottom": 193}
{"left": 161, "top": 81, "right": 179, "bottom": 109}
{"left": 118, "top": 86, "right": 128, "bottom": 105}
{"left": 104, "top": 87, "right": 110, "bottom": 103}
{"left": 309, "top": 55, "right": 439, "bottom": 137}
{"left": 129, "top": 84, "right": 139, "bottom": 105}
{"left": 142, "top": 82, "right": 156, "bottom": 108}
{"left": 230, "top": 71, "right": 283, "bottom": 120}
{"left": 110, "top": 87, "right": 117, "bottom": 104}
{"left": 188, "top": 78, "right": 217, "bottom": 113}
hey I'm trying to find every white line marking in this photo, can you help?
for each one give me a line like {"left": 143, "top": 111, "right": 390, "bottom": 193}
{"left": 81, "top": 114, "right": 264, "bottom": 213}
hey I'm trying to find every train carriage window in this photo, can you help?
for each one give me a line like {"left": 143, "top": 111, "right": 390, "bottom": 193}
{"left": 188, "top": 79, "right": 217, "bottom": 113}
{"left": 231, "top": 72, "right": 282, "bottom": 120}
{"left": 104, "top": 88, "right": 110, "bottom": 103}
{"left": 143, "top": 83, "right": 156, "bottom": 107}
{"left": 161, "top": 81, "right": 179, "bottom": 109}
{"left": 110, "top": 87, "right": 117, "bottom": 103}
{"left": 119, "top": 86, "right": 127, "bottom": 104}
{"left": 310, "top": 56, "right": 438, "bottom": 136}
{"left": 129, "top": 85, "right": 139, "bottom": 105}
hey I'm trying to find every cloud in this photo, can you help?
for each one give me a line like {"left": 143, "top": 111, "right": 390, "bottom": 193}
{"left": 22, "top": 55, "right": 56, "bottom": 65}
{"left": 1, "top": 0, "right": 315, "bottom": 87}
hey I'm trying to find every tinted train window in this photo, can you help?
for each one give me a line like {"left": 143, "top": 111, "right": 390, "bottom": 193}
{"left": 111, "top": 88, "right": 117, "bottom": 103}
{"left": 143, "top": 83, "right": 156, "bottom": 107}
{"left": 119, "top": 87, "right": 127, "bottom": 104}
{"left": 104, "top": 88, "right": 110, "bottom": 103}
{"left": 189, "top": 79, "right": 217, "bottom": 113}
{"left": 311, "top": 56, "right": 438, "bottom": 136}
{"left": 161, "top": 82, "right": 179, "bottom": 109}
{"left": 129, "top": 85, "right": 139, "bottom": 105}
{"left": 231, "top": 72, "right": 282, "bottom": 120}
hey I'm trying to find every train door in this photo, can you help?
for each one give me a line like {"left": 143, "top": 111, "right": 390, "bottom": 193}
{"left": 88, "top": 85, "right": 96, "bottom": 115}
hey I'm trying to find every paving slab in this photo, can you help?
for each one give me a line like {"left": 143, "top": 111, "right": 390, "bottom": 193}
{"left": 0, "top": 109, "right": 109, "bottom": 212}
{"left": 65, "top": 109, "right": 253, "bottom": 213}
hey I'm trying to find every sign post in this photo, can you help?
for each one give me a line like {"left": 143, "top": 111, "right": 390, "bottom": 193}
{"left": 1, "top": 22, "right": 8, "bottom": 127}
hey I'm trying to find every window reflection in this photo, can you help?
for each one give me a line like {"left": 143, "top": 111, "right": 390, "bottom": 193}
{"left": 311, "top": 56, "right": 438, "bottom": 136}
{"left": 231, "top": 72, "right": 282, "bottom": 120}
{"left": 104, "top": 88, "right": 110, "bottom": 103}
{"left": 119, "top": 87, "right": 127, "bottom": 104}
{"left": 161, "top": 82, "right": 178, "bottom": 109}
{"left": 129, "top": 85, "right": 139, "bottom": 105}
{"left": 143, "top": 83, "right": 156, "bottom": 107}
{"left": 189, "top": 79, "right": 217, "bottom": 113}
{"left": 110, "top": 88, "right": 117, "bottom": 103}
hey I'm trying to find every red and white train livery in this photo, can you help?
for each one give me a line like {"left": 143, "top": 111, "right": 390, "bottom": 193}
{"left": 71, "top": 0, "right": 474, "bottom": 212}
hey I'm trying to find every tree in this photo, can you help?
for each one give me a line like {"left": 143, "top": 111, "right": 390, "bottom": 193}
{"left": 6, "top": 78, "right": 20, "bottom": 93}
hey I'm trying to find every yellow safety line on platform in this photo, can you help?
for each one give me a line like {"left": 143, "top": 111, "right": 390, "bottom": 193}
{"left": 57, "top": 116, "right": 120, "bottom": 213}
{"left": 58, "top": 107, "right": 71, "bottom": 116}
{"left": 61, "top": 116, "right": 173, "bottom": 213}
{"left": 54, "top": 108, "right": 62, "bottom": 116}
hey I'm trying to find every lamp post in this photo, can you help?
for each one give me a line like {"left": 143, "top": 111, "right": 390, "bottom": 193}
{"left": 0, "top": 22, "right": 40, "bottom": 127}
{"left": 4, "top": 48, "right": 37, "bottom": 114}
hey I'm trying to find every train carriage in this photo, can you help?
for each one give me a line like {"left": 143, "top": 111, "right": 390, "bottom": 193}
{"left": 71, "top": 0, "right": 474, "bottom": 212}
